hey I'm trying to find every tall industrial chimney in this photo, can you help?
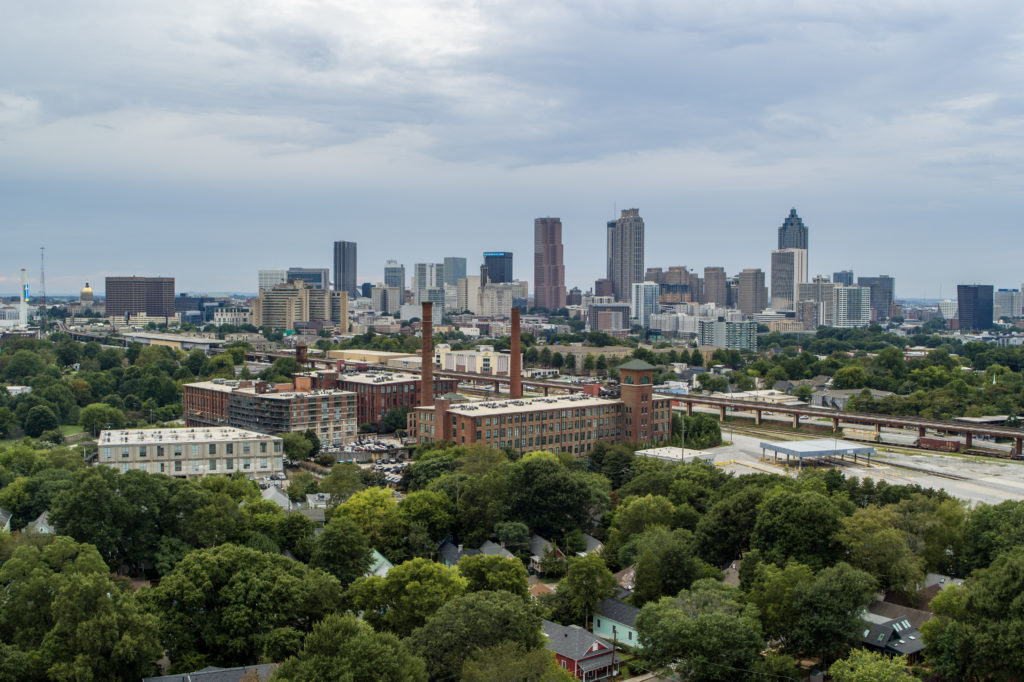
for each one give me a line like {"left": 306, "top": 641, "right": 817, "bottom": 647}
{"left": 510, "top": 307, "right": 522, "bottom": 399}
{"left": 420, "top": 302, "right": 434, "bottom": 407}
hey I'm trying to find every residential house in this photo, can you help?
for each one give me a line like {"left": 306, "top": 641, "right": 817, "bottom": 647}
{"left": 438, "top": 539, "right": 516, "bottom": 568}
{"left": 261, "top": 486, "right": 293, "bottom": 511}
{"left": 578, "top": 534, "right": 603, "bottom": 557}
{"left": 860, "top": 615, "right": 925, "bottom": 660}
{"left": 530, "top": 534, "right": 564, "bottom": 573}
{"left": 0, "top": 508, "right": 11, "bottom": 533}
{"left": 542, "top": 620, "right": 620, "bottom": 680}
{"left": 367, "top": 549, "right": 394, "bottom": 578}
{"left": 529, "top": 582, "right": 556, "bottom": 600}
{"left": 25, "top": 510, "right": 54, "bottom": 534}
{"left": 613, "top": 565, "right": 636, "bottom": 591}
{"left": 592, "top": 598, "right": 642, "bottom": 649}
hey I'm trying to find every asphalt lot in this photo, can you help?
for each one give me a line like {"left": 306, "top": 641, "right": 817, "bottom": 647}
{"left": 716, "top": 432, "right": 1024, "bottom": 506}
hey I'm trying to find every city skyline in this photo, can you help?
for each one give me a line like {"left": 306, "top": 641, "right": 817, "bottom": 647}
{"left": 3, "top": 2, "right": 1023, "bottom": 298}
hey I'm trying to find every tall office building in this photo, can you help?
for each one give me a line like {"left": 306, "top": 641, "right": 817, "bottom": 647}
{"left": 770, "top": 248, "right": 808, "bottom": 311}
{"left": 105, "top": 277, "right": 175, "bottom": 318}
{"left": 857, "top": 275, "right": 896, "bottom": 320}
{"left": 778, "top": 208, "right": 808, "bottom": 250}
{"left": 798, "top": 275, "right": 835, "bottom": 328}
{"left": 286, "top": 267, "right": 329, "bottom": 290}
{"left": 413, "top": 263, "right": 444, "bottom": 303}
{"left": 630, "top": 281, "right": 660, "bottom": 329}
{"left": 737, "top": 269, "right": 768, "bottom": 316}
{"left": 957, "top": 285, "right": 994, "bottom": 331}
{"left": 698, "top": 319, "right": 758, "bottom": 351}
{"left": 833, "top": 270, "right": 854, "bottom": 287}
{"left": 534, "top": 217, "right": 566, "bottom": 310}
{"left": 608, "top": 208, "right": 645, "bottom": 302}
{"left": 443, "top": 257, "right": 466, "bottom": 287}
{"left": 703, "top": 267, "right": 727, "bottom": 306}
{"left": 833, "top": 285, "right": 871, "bottom": 328}
{"left": 483, "top": 252, "right": 513, "bottom": 283}
{"left": 258, "top": 269, "right": 287, "bottom": 292}
{"left": 994, "top": 289, "right": 1023, "bottom": 319}
{"left": 384, "top": 260, "right": 406, "bottom": 289}
{"left": 333, "top": 241, "right": 357, "bottom": 298}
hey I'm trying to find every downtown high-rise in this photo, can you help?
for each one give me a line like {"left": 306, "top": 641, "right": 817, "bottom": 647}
{"left": 607, "top": 208, "right": 645, "bottom": 303}
{"left": 778, "top": 208, "right": 808, "bottom": 250}
{"left": 333, "top": 241, "right": 357, "bottom": 298}
{"left": 534, "top": 217, "right": 566, "bottom": 310}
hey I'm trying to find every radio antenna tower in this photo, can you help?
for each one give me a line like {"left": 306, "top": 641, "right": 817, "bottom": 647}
{"left": 39, "top": 246, "right": 46, "bottom": 323}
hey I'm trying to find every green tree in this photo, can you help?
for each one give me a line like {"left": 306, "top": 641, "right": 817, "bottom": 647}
{"left": 272, "top": 613, "right": 427, "bottom": 682}
{"left": 636, "top": 579, "right": 764, "bottom": 679}
{"left": 494, "top": 521, "right": 531, "bottom": 556}
{"left": 398, "top": 490, "right": 454, "bottom": 544}
{"left": 631, "top": 527, "right": 711, "bottom": 604}
{"left": 829, "top": 649, "right": 908, "bottom": 682}
{"left": 79, "top": 402, "right": 127, "bottom": 435}
{"left": 750, "top": 487, "right": 843, "bottom": 569}
{"left": 407, "top": 590, "right": 544, "bottom": 681}
{"left": 836, "top": 506, "right": 924, "bottom": 594}
{"left": 458, "top": 554, "right": 529, "bottom": 599}
{"left": 559, "top": 553, "right": 616, "bottom": 626}
{"left": 141, "top": 543, "right": 343, "bottom": 671}
{"left": 462, "top": 641, "right": 575, "bottom": 682}
{"left": 23, "top": 405, "right": 59, "bottom": 437}
{"left": 382, "top": 406, "right": 411, "bottom": 433}
{"left": 682, "top": 413, "right": 721, "bottom": 449}
{"left": 922, "top": 546, "right": 1024, "bottom": 680}
{"left": 280, "top": 432, "right": 313, "bottom": 461}
{"left": 0, "top": 537, "right": 161, "bottom": 681}
{"left": 791, "top": 562, "right": 877, "bottom": 663}
{"left": 336, "top": 487, "right": 405, "bottom": 557}
{"left": 318, "top": 462, "right": 364, "bottom": 504}
{"left": 747, "top": 560, "right": 815, "bottom": 648}
{"left": 832, "top": 365, "right": 868, "bottom": 390}
{"left": 346, "top": 557, "right": 467, "bottom": 637}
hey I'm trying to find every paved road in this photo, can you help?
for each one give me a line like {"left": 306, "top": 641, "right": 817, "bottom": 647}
{"left": 716, "top": 433, "right": 1024, "bottom": 505}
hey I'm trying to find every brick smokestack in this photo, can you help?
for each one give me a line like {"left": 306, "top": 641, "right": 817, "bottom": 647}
{"left": 510, "top": 307, "right": 522, "bottom": 399}
{"left": 421, "top": 301, "right": 434, "bottom": 407}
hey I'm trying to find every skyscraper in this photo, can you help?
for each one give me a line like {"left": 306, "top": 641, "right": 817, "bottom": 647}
{"left": 833, "top": 270, "right": 854, "bottom": 287}
{"left": 534, "top": 217, "right": 566, "bottom": 310}
{"left": 857, "top": 275, "right": 896, "bottom": 320}
{"left": 413, "top": 263, "right": 444, "bottom": 303}
{"left": 258, "top": 269, "right": 287, "bottom": 291}
{"left": 770, "top": 249, "right": 807, "bottom": 311}
{"left": 105, "top": 276, "right": 175, "bottom": 318}
{"left": 703, "top": 267, "right": 727, "bottom": 306}
{"left": 286, "top": 267, "right": 329, "bottom": 290}
{"left": 833, "top": 285, "right": 871, "bottom": 328}
{"left": 384, "top": 260, "right": 405, "bottom": 289}
{"left": 630, "top": 281, "right": 660, "bottom": 329}
{"left": 333, "top": 241, "right": 357, "bottom": 298}
{"left": 483, "top": 252, "right": 513, "bottom": 283}
{"left": 798, "top": 275, "right": 835, "bottom": 327}
{"left": 957, "top": 285, "right": 994, "bottom": 331}
{"left": 443, "top": 257, "right": 466, "bottom": 287}
{"left": 778, "top": 208, "right": 808, "bottom": 250}
{"left": 737, "top": 269, "right": 768, "bottom": 315}
{"left": 608, "top": 208, "right": 645, "bottom": 303}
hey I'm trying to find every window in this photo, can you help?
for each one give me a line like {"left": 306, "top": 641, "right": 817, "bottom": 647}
{"left": 156, "top": 445, "right": 165, "bottom": 457}
{"left": 174, "top": 460, "right": 182, "bottom": 472}
{"left": 208, "top": 444, "right": 216, "bottom": 455}
{"left": 209, "top": 459, "right": 217, "bottom": 471}
{"left": 121, "top": 447, "right": 129, "bottom": 458}
{"left": 102, "top": 447, "right": 112, "bottom": 460}
{"left": 225, "top": 458, "right": 234, "bottom": 470}
{"left": 274, "top": 442, "right": 282, "bottom": 453}
{"left": 191, "top": 444, "right": 199, "bottom": 456}
{"left": 260, "top": 442, "right": 267, "bottom": 453}
{"left": 243, "top": 458, "right": 251, "bottom": 470}
{"left": 138, "top": 446, "right": 147, "bottom": 458}
{"left": 259, "top": 458, "right": 268, "bottom": 469}
{"left": 226, "top": 443, "right": 234, "bottom": 455}
{"left": 174, "top": 445, "right": 182, "bottom": 456}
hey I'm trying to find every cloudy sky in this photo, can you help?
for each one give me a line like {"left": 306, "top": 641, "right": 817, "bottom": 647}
{"left": 2, "top": 0, "right": 1022, "bottom": 299}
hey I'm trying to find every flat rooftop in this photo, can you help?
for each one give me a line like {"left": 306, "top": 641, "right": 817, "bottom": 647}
{"left": 338, "top": 371, "right": 421, "bottom": 385}
{"left": 426, "top": 394, "right": 620, "bottom": 417}
{"left": 186, "top": 380, "right": 353, "bottom": 400}
{"left": 99, "top": 427, "right": 276, "bottom": 445}
{"left": 121, "top": 332, "right": 222, "bottom": 344}
{"left": 759, "top": 438, "right": 875, "bottom": 459}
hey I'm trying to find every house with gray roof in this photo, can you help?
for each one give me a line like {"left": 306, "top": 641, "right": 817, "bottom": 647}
{"left": 861, "top": 614, "right": 925, "bottom": 660}
{"left": 0, "top": 508, "right": 11, "bottom": 533}
{"left": 25, "top": 510, "right": 54, "bottom": 535}
{"left": 261, "top": 485, "right": 292, "bottom": 511}
{"left": 577, "top": 533, "right": 603, "bottom": 557}
{"left": 530, "top": 534, "right": 563, "bottom": 573}
{"left": 542, "top": 620, "right": 619, "bottom": 680}
{"left": 592, "top": 598, "right": 642, "bottom": 648}
{"left": 438, "top": 539, "right": 515, "bottom": 568}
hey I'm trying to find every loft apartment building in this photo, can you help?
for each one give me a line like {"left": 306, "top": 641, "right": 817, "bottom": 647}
{"left": 98, "top": 427, "right": 283, "bottom": 478}
{"left": 334, "top": 370, "right": 458, "bottom": 428}
{"left": 183, "top": 375, "right": 357, "bottom": 446}
{"left": 408, "top": 359, "right": 671, "bottom": 455}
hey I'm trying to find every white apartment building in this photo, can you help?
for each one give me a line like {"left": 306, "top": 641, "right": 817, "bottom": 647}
{"left": 98, "top": 427, "right": 284, "bottom": 478}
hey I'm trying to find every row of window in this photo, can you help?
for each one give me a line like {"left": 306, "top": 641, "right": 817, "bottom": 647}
{"left": 108, "top": 456, "right": 282, "bottom": 474}
{"left": 102, "top": 440, "right": 281, "bottom": 459}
